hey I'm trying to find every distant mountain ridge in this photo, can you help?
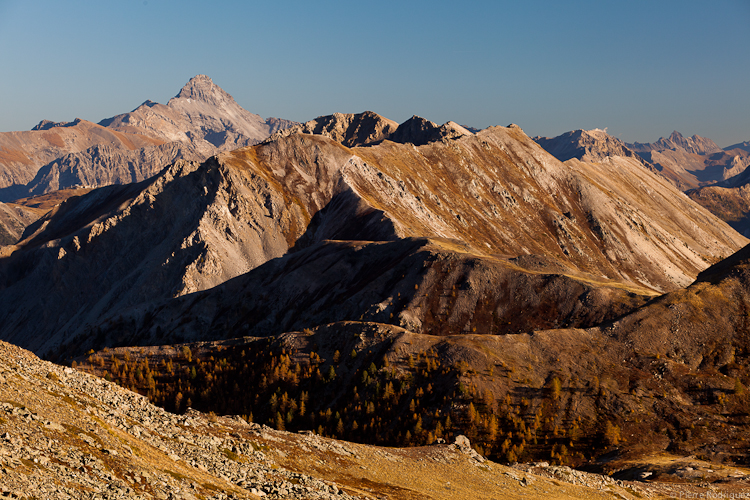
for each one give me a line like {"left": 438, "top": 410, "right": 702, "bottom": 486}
{"left": 533, "top": 129, "right": 652, "bottom": 165}
{"left": 625, "top": 131, "right": 750, "bottom": 189}
{"left": 0, "top": 75, "right": 297, "bottom": 203}
{"left": 628, "top": 130, "right": 721, "bottom": 155}
{"left": 268, "top": 111, "right": 474, "bottom": 148}
{"left": 0, "top": 122, "right": 744, "bottom": 356}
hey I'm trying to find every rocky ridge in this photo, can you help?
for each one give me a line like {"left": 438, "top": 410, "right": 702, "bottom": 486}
{"left": 0, "top": 124, "right": 745, "bottom": 356}
{"left": 0, "top": 118, "right": 163, "bottom": 196}
{"left": 534, "top": 129, "right": 650, "bottom": 166}
{"left": 267, "top": 111, "right": 399, "bottom": 147}
{"left": 0, "top": 75, "right": 297, "bottom": 201}
{"left": 626, "top": 131, "right": 750, "bottom": 189}
{"left": 726, "top": 140, "right": 750, "bottom": 154}
{"left": 76, "top": 237, "right": 652, "bottom": 353}
{"left": 628, "top": 131, "right": 721, "bottom": 156}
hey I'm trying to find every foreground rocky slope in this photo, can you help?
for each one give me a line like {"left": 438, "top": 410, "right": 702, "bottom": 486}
{"left": 0, "top": 339, "right": 683, "bottom": 500}
{"left": 77, "top": 239, "right": 750, "bottom": 474}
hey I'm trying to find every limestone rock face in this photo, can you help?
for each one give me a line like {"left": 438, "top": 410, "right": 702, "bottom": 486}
{"left": 102, "top": 75, "right": 281, "bottom": 154}
{"left": 23, "top": 142, "right": 205, "bottom": 196}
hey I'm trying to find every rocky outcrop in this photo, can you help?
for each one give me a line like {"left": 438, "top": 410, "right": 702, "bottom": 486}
{"left": 273, "top": 113, "right": 474, "bottom": 148}
{"left": 266, "top": 116, "right": 300, "bottom": 135}
{"left": 388, "top": 116, "right": 473, "bottom": 146}
{"left": 268, "top": 111, "right": 398, "bottom": 147}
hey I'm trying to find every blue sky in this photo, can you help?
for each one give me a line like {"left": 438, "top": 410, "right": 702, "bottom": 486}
{"left": 1, "top": 0, "right": 748, "bottom": 147}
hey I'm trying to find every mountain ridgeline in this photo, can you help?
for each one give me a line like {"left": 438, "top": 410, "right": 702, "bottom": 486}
{"left": 0, "top": 115, "right": 744, "bottom": 358}
{"left": 0, "top": 75, "right": 297, "bottom": 203}
{"left": 3, "top": 78, "right": 750, "bottom": 472}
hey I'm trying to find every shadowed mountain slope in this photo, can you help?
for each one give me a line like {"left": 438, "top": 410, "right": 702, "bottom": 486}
{"left": 0, "top": 202, "right": 38, "bottom": 245}
{"left": 0, "top": 123, "right": 744, "bottom": 358}
{"left": 59, "top": 237, "right": 652, "bottom": 354}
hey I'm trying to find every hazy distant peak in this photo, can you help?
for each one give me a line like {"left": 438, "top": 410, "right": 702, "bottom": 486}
{"left": 173, "top": 74, "right": 235, "bottom": 106}
{"left": 31, "top": 118, "right": 84, "bottom": 131}
{"left": 725, "top": 140, "right": 750, "bottom": 154}
{"left": 534, "top": 128, "right": 645, "bottom": 164}
{"left": 628, "top": 130, "right": 721, "bottom": 155}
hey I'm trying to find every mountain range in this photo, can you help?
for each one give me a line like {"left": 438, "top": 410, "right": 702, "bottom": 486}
{"left": 0, "top": 75, "right": 296, "bottom": 202}
{"left": 1, "top": 111, "right": 744, "bottom": 358}
{"left": 3, "top": 75, "right": 750, "bottom": 492}
{"left": 626, "top": 131, "right": 750, "bottom": 190}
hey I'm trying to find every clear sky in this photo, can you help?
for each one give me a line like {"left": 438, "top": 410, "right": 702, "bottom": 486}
{"left": 1, "top": 0, "right": 748, "bottom": 147}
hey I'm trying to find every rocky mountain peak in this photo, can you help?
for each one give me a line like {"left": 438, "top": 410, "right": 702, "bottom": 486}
{"left": 534, "top": 128, "right": 644, "bottom": 164}
{"left": 267, "top": 111, "right": 398, "bottom": 147}
{"left": 31, "top": 118, "right": 84, "bottom": 131}
{"left": 174, "top": 74, "right": 234, "bottom": 107}
{"left": 388, "top": 115, "right": 446, "bottom": 146}
{"left": 631, "top": 131, "right": 722, "bottom": 155}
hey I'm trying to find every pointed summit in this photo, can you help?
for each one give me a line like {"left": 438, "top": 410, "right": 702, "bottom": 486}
{"left": 174, "top": 74, "right": 235, "bottom": 106}
{"left": 534, "top": 129, "right": 644, "bottom": 164}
